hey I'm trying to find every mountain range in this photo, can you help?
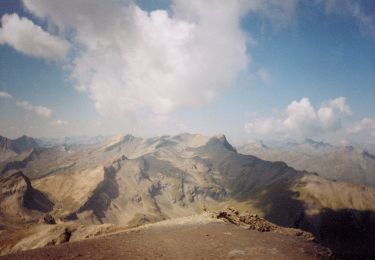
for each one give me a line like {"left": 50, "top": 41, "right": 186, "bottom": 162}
{"left": 0, "top": 135, "right": 39, "bottom": 160}
{"left": 1, "top": 133, "right": 375, "bottom": 258}
{"left": 237, "top": 138, "right": 375, "bottom": 187}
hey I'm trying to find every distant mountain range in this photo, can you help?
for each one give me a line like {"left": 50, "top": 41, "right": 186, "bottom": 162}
{"left": 1, "top": 133, "right": 375, "bottom": 258}
{"left": 237, "top": 138, "right": 375, "bottom": 187}
{"left": 35, "top": 135, "right": 110, "bottom": 147}
{"left": 0, "top": 135, "right": 39, "bottom": 163}
{"left": 0, "top": 135, "right": 39, "bottom": 154}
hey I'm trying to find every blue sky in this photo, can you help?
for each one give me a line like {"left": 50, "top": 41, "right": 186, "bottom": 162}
{"left": 0, "top": 0, "right": 374, "bottom": 144}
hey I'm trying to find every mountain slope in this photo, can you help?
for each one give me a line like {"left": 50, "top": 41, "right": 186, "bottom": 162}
{"left": 0, "top": 171, "right": 53, "bottom": 224}
{"left": 0, "top": 136, "right": 40, "bottom": 173}
{"left": 1, "top": 133, "right": 375, "bottom": 257}
{"left": 238, "top": 139, "right": 375, "bottom": 187}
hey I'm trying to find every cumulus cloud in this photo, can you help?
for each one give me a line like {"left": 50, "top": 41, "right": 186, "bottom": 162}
{"left": 317, "top": 97, "right": 352, "bottom": 130}
{"left": 16, "top": 100, "right": 53, "bottom": 118}
{"left": 245, "top": 97, "right": 352, "bottom": 137}
{"left": 0, "top": 13, "right": 70, "bottom": 60}
{"left": 22, "top": 0, "right": 249, "bottom": 117}
{"left": 20, "top": 0, "right": 299, "bottom": 124}
{"left": 347, "top": 117, "right": 375, "bottom": 134}
{"left": 0, "top": 91, "right": 12, "bottom": 99}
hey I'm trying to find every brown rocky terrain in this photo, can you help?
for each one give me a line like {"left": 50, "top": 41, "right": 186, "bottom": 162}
{"left": 1, "top": 211, "right": 331, "bottom": 260}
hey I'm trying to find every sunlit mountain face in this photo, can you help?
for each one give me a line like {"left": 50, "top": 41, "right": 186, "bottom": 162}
{"left": 0, "top": 0, "right": 375, "bottom": 259}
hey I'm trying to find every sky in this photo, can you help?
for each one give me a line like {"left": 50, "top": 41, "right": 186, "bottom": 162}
{"left": 0, "top": 0, "right": 374, "bottom": 145}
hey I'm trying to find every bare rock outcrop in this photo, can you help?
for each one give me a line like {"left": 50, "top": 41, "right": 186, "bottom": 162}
{"left": 43, "top": 214, "right": 56, "bottom": 225}
{"left": 216, "top": 208, "right": 315, "bottom": 241}
{"left": 0, "top": 171, "right": 53, "bottom": 223}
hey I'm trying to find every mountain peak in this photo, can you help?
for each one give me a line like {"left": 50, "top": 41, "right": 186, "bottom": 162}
{"left": 172, "top": 133, "right": 210, "bottom": 148}
{"left": 0, "top": 135, "right": 38, "bottom": 154}
{"left": 214, "top": 133, "right": 226, "bottom": 140}
{"left": 11, "top": 135, "right": 39, "bottom": 153}
{"left": 209, "top": 134, "right": 236, "bottom": 152}
{"left": 122, "top": 134, "right": 137, "bottom": 142}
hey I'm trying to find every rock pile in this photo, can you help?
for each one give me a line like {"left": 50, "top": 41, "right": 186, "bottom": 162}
{"left": 43, "top": 214, "right": 56, "bottom": 225}
{"left": 46, "top": 228, "right": 72, "bottom": 246}
{"left": 240, "top": 213, "right": 278, "bottom": 232}
{"left": 216, "top": 208, "right": 314, "bottom": 241}
{"left": 216, "top": 208, "right": 277, "bottom": 232}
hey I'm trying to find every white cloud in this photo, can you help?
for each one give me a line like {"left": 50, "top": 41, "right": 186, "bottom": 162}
{"left": 318, "top": 0, "right": 375, "bottom": 37}
{"left": 347, "top": 117, "right": 375, "bottom": 134}
{"left": 16, "top": 100, "right": 53, "bottom": 118}
{"left": 21, "top": 0, "right": 298, "bottom": 124}
{"left": 325, "top": 97, "right": 352, "bottom": 115}
{"left": 318, "top": 97, "right": 352, "bottom": 131}
{"left": 0, "top": 91, "right": 12, "bottom": 99}
{"left": 23, "top": 1, "right": 249, "bottom": 117}
{"left": 0, "top": 13, "right": 70, "bottom": 60}
{"left": 283, "top": 98, "right": 319, "bottom": 135}
{"left": 245, "top": 97, "right": 352, "bottom": 137}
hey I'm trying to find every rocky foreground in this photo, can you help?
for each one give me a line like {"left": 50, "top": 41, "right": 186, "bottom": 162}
{"left": 0, "top": 209, "right": 331, "bottom": 259}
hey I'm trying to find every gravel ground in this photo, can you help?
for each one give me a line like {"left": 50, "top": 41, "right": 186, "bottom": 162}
{"left": 1, "top": 221, "right": 331, "bottom": 260}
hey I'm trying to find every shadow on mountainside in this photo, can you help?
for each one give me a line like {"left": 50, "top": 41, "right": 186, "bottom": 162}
{"left": 0, "top": 149, "right": 41, "bottom": 175}
{"left": 311, "top": 208, "right": 375, "bottom": 259}
{"left": 24, "top": 186, "right": 54, "bottom": 213}
{"left": 76, "top": 166, "right": 119, "bottom": 222}
{"left": 218, "top": 150, "right": 375, "bottom": 258}
{"left": 244, "top": 175, "right": 375, "bottom": 259}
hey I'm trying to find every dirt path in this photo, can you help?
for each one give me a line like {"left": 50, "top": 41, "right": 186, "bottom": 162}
{"left": 1, "top": 221, "right": 331, "bottom": 259}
